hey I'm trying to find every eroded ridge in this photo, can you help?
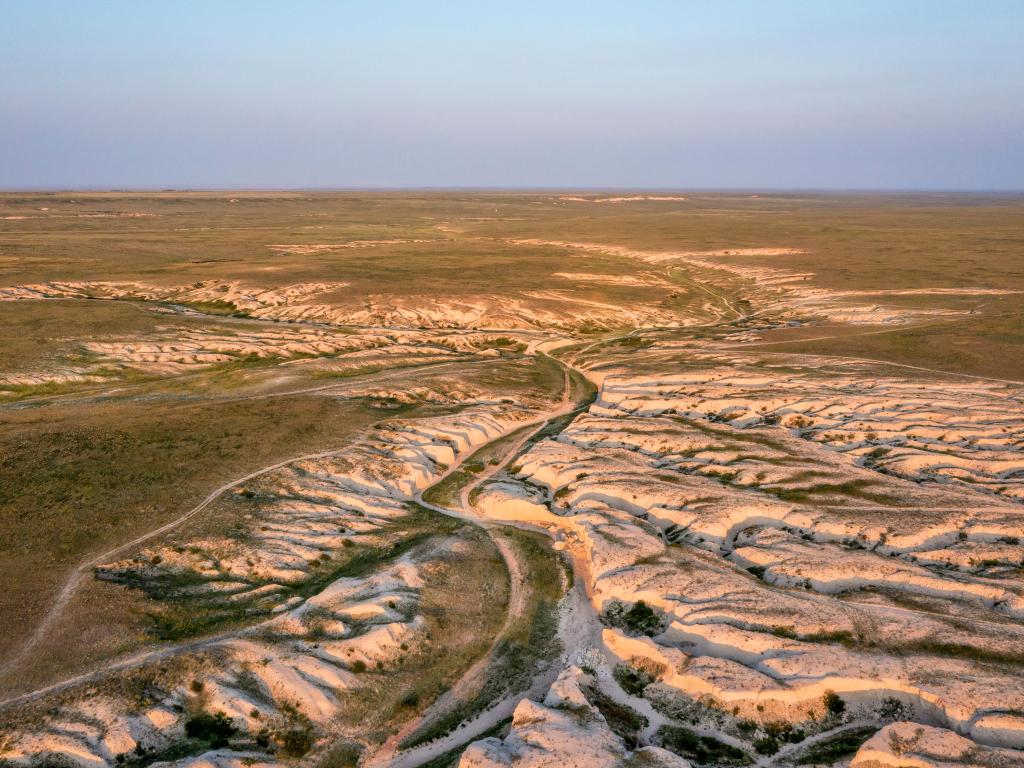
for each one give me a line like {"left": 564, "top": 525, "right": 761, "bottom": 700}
{"left": 0, "top": 402, "right": 536, "bottom": 766}
{"left": 0, "top": 324, "right": 508, "bottom": 392}
{"left": 0, "top": 278, "right": 689, "bottom": 333}
{"left": 599, "top": 364, "right": 1024, "bottom": 501}
{"left": 468, "top": 348, "right": 1024, "bottom": 766}
{"left": 507, "top": 239, "right": 1016, "bottom": 326}
{"left": 0, "top": 280, "right": 349, "bottom": 311}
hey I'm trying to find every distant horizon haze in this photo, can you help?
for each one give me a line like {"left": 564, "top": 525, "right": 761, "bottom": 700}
{"left": 2, "top": 1, "right": 1022, "bottom": 190}
{"left": 3, "top": 187, "right": 1024, "bottom": 195}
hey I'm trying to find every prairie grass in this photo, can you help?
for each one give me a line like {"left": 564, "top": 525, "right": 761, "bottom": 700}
{"left": 398, "top": 526, "right": 566, "bottom": 748}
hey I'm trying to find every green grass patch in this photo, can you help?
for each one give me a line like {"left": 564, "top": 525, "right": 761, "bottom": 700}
{"left": 415, "top": 718, "right": 513, "bottom": 768}
{"left": 656, "top": 725, "right": 752, "bottom": 766}
{"left": 761, "top": 479, "right": 902, "bottom": 505}
{"left": 582, "top": 683, "right": 648, "bottom": 749}
{"left": 172, "top": 299, "right": 247, "bottom": 317}
{"left": 793, "top": 726, "right": 878, "bottom": 765}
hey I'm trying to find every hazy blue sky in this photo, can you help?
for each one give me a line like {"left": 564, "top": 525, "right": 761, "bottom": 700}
{"left": 2, "top": 1, "right": 1022, "bottom": 189}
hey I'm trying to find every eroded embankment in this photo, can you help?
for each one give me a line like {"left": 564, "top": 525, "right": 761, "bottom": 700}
{"left": 0, "top": 388, "right": 575, "bottom": 766}
{"left": 458, "top": 342, "right": 1024, "bottom": 767}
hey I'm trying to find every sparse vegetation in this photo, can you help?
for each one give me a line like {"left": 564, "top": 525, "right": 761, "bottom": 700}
{"left": 613, "top": 657, "right": 666, "bottom": 697}
{"left": 823, "top": 689, "right": 846, "bottom": 718}
{"left": 603, "top": 599, "right": 663, "bottom": 636}
{"left": 183, "top": 710, "right": 237, "bottom": 746}
{"left": 656, "top": 725, "right": 752, "bottom": 765}
{"left": 793, "top": 726, "right": 878, "bottom": 765}
{"left": 315, "top": 741, "right": 363, "bottom": 768}
{"left": 400, "top": 526, "right": 564, "bottom": 748}
{"left": 582, "top": 682, "right": 649, "bottom": 749}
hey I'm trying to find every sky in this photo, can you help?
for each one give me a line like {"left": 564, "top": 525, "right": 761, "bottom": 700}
{"left": 1, "top": 1, "right": 1022, "bottom": 189}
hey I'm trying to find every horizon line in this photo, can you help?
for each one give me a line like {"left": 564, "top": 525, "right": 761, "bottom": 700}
{"left": 2, "top": 186, "right": 1024, "bottom": 195}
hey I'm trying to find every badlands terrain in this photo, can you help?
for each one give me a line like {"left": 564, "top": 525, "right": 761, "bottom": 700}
{"left": 1, "top": 191, "right": 1023, "bottom": 768}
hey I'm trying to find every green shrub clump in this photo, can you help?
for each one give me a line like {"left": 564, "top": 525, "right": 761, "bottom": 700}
{"left": 823, "top": 689, "right": 846, "bottom": 717}
{"left": 184, "top": 711, "right": 237, "bottom": 747}
{"left": 604, "top": 600, "right": 662, "bottom": 636}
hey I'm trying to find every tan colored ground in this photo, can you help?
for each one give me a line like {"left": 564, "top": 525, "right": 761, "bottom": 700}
{"left": 0, "top": 191, "right": 1022, "bottom": 768}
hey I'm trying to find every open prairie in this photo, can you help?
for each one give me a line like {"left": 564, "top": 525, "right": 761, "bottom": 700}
{"left": 2, "top": 191, "right": 1023, "bottom": 768}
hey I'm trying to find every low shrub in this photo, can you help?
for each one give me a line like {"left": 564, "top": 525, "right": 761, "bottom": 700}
{"left": 603, "top": 600, "right": 662, "bottom": 636}
{"left": 183, "top": 711, "right": 237, "bottom": 747}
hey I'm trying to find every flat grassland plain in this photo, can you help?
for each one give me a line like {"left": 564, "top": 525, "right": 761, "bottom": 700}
{"left": 1, "top": 191, "right": 1022, "bottom": 768}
